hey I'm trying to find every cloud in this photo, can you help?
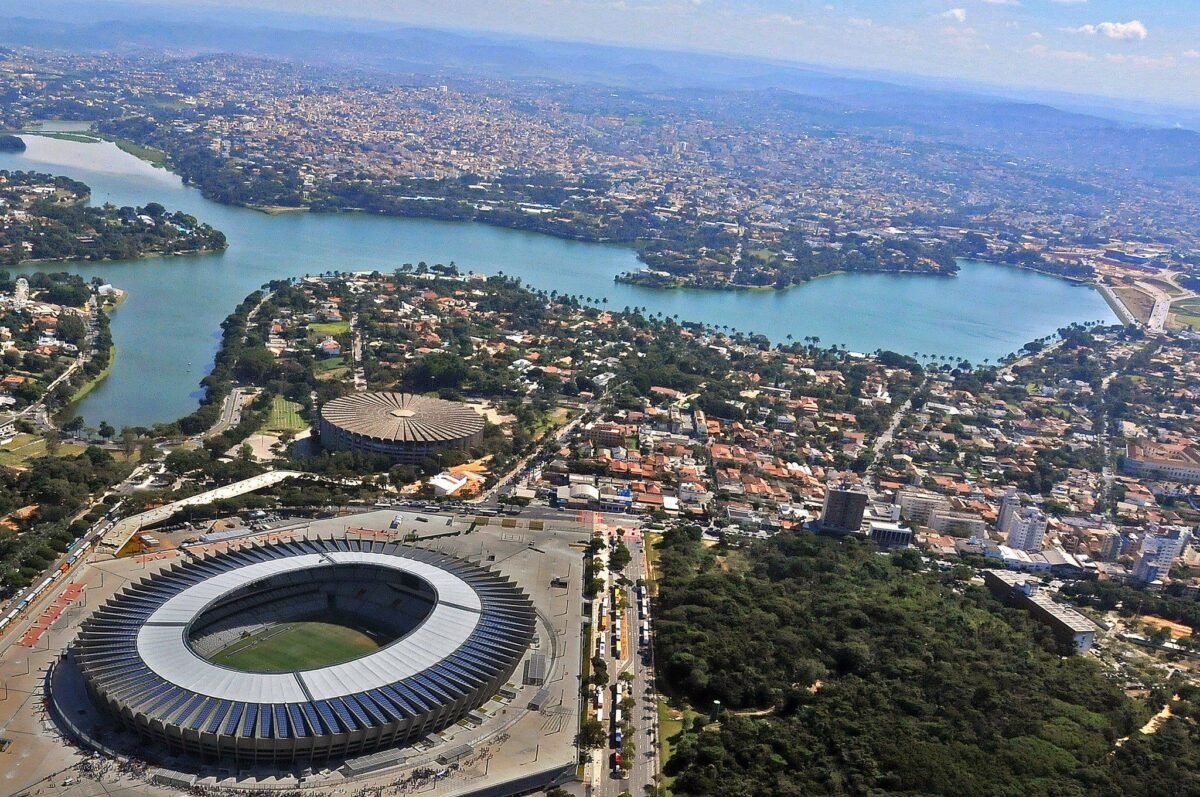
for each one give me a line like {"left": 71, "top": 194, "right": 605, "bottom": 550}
{"left": 982, "top": 0, "right": 1020, "bottom": 5}
{"left": 1029, "top": 44, "right": 1094, "bottom": 62}
{"left": 941, "top": 8, "right": 967, "bottom": 23}
{"left": 1030, "top": 31, "right": 1043, "bottom": 39}
{"left": 1051, "top": 0, "right": 1089, "bottom": 4}
{"left": 1105, "top": 53, "right": 1175, "bottom": 68}
{"left": 759, "top": 13, "right": 805, "bottom": 28}
{"left": 1066, "top": 20, "right": 1148, "bottom": 40}
{"left": 1185, "top": 49, "right": 1200, "bottom": 59}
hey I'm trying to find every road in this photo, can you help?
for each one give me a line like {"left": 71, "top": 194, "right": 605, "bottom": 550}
{"left": 19, "top": 298, "right": 100, "bottom": 433}
{"left": 206, "top": 386, "right": 250, "bottom": 438}
{"left": 0, "top": 458, "right": 156, "bottom": 644}
{"left": 1135, "top": 280, "right": 1181, "bottom": 333}
{"left": 590, "top": 517, "right": 659, "bottom": 797}
{"left": 476, "top": 404, "right": 594, "bottom": 504}
{"left": 863, "top": 378, "right": 926, "bottom": 495}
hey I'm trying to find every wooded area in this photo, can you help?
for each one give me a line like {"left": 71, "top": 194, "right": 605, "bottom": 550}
{"left": 653, "top": 529, "right": 1200, "bottom": 796}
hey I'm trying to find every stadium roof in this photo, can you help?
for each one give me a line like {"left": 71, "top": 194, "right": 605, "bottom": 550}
{"left": 320, "top": 392, "right": 485, "bottom": 443}
{"left": 137, "top": 551, "right": 482, "bottom": 703}
{"left": 76, "top": 539, "right": 536, "bottom": 745}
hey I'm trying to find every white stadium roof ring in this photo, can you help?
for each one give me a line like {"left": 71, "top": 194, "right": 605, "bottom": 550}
{"left": 73, "top": 538, "right": 536, "bottom": 764}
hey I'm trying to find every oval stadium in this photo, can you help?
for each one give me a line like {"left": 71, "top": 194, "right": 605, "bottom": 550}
{"left": 317, "top": 392, "right": 486, "bottom": 463}
{"left": 73, "top": 538, "right": 536, "bottom": 765}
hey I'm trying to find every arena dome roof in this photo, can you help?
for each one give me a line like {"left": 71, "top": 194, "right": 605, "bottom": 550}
{"left": 319, "top": 392, "right": 485, "bottom": 444}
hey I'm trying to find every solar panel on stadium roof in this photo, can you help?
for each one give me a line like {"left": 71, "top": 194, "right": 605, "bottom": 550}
{"left": 242, "top": 704, "right": 259, "bottom": 738}
{"left": 224, "top": 702, "right": 245, "bottom": 736}
{"left": 330, "top": 698, "right": 359, "bottom": 731}
{"left": 340, "top": 695, "right": 371, "bottom": 728}
{"left": 299, "top": 702, "right": 321, "bottom": 736}
{"left": 314, "top": 700, "right": 340, "bottom": 735}
{"left": 287, "top": 704, "right": 307, "bottom": 738}
{"left": 353, "top": 693, "right": 389, "bottom": 726}
{"left": 186, "top": 697, "right": 216, "bottom": 730}
{"left": 367, "top": 689, "right": 407, "bottom": 721}
{"left": 207, "top": 701, "right": 231, "bottom": 734}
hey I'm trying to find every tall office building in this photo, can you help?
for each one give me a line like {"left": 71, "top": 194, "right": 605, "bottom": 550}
{"left": 820, "top": 483, "right": 869, "bottom": 534}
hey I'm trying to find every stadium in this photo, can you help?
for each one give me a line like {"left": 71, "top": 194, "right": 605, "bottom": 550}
{"left": 317, "top": 392, "right": 486, "bottom": 464}
{"left": 73, "top": 538, "right": 536, "bottom": 765}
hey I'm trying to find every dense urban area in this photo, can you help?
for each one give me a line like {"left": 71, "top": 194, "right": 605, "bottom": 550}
{"left": 1, "top": 47, "right": 1198, "bottom": 299}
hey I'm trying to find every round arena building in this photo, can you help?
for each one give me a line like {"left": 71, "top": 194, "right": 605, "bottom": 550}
{"left": 317, "top": 392, "right": 485, "bottom": 464}
{"left": 74, "top": 538, "right": 535, "bottom": 765}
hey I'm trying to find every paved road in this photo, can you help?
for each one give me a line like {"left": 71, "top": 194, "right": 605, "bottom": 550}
{"left": 1136, "top": 280, "right": 1174, "bottom": 333}
{"left": 206, "top": 386, "right": 249, "bottom": 438}
{"left": 590, "top": 518, "right": 659, "bottom": 797}
{"left": 477, "top": 405, "right": 594, "bottom": 503}
{"left": 864, "top": 378, "right": 926, "bottom": 496}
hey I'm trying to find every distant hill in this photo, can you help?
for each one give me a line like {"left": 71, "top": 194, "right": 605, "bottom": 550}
{"left": 1, "top": 5, "right": 1199, "bottom": 182}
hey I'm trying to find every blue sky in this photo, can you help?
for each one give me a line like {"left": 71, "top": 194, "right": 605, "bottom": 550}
{"left": 177, "top": 1, "right": 1200, "bottom": 104}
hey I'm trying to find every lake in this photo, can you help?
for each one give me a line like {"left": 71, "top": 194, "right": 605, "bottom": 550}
{"left": 0, "top": 135, "right": 1116, "bottom": 428}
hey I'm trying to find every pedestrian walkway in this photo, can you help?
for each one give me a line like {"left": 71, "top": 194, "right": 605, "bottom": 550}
{"left": 18, "top": 582, "right": 85, "bottom": 647}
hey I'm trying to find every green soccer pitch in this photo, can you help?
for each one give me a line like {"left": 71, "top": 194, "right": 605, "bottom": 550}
{"left": 209, "top": 621, "right": 382, "bottom": 673}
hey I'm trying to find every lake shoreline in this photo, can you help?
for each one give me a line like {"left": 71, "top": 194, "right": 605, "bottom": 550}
{"left": 17, "top": 132, "right": 1096, "bottom": 296}
{"left": 0, "top": 134, "right": 1118, "bottom": 428}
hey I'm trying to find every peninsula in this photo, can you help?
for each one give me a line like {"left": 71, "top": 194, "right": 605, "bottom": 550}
{"left": 0, "top": 170, "right": 227, "bottom": 264}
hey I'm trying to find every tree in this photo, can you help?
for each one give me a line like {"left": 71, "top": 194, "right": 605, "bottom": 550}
{"left": 97, "top": 421, "right": 115, "bottom": 439}
{"left": 591, "top": 656, "right": 609, "bottom": 688}
{"left": 121, "top": 428, "right": 138, "bottom": 459}
{"left": 56, "top": 313, "right": 87, "bottom": 344}
{"left": 610, "top": 541, "right": 632, "bottom": 572}
{"left": 578, "top": 718, "right": 607, "bottom": 750}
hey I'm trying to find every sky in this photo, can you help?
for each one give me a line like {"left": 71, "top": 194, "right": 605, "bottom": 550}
{"left": 137, "top": 1, "right": 1200, "bottom": 105}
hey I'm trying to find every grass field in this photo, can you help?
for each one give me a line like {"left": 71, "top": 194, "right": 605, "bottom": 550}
{"left": 657, "top": 700, "right": 700, "bottom": 794}
{"left": 209, "top": 621, "right": 380, "bottom": 673}
{"left": 1171, "top": 297, "right": 1200, "bottom": 330}
{"left": 309, "top": 321, "right": 350, "bottom": 337}
{"left": 1113, "top": 285, "right": 1156, "bottom": 324}
{"left": 264, "top": 396, "right": 308, "bottom": 433}
{"left": 314, "top": 355, "right": 346, "bottom": 373}
{"left": 0, "top": 434, "right": 87, "bottom": 467}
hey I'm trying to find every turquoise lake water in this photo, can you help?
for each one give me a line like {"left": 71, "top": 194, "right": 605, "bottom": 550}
{"left": 0, "top": 135, "right": 1115, "bottom": 428}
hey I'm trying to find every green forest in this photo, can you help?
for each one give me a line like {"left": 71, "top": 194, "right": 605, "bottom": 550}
{"left": 653, "top": 529, "right": 1200, "bottom": 796}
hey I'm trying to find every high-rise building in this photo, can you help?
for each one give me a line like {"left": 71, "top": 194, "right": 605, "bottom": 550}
{"left": 997, "top": 489, "right": 1047, "bottom": 552}
{"left": 896, "top": 488, "right": 951, "bottom": 525}
{"left": 12, "top": 277, "right": 28, "bottom": 311}
{"left": 997, "top": 489, "right": 1021, "bottom": 532}
{"left": 1004, "top": 508, "right": 1048, "bottom": 552}
{"left": 1133, "top": 525, "right": 1192, "bottom": 584}
{"left": 820, "top": 483, "right": 869, "bottom": 534}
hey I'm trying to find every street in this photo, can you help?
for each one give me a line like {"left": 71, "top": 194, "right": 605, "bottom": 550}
{"left": 590, "top": 515, "right": 660, "bottom": 797}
